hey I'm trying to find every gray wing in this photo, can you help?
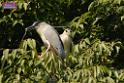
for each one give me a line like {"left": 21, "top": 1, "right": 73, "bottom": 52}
{"left": 43, "top": 26, "right": 66, "bottom": 59}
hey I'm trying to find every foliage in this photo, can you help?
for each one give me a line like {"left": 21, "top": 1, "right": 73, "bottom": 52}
{"left": 71, "top": 0, "right": 124, "bottom": 41}
{"left": 0, "top": 0, "right": 124, "bottom": 82}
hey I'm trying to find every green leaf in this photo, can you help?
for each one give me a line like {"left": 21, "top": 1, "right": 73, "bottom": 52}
{"left": 0, "top": 74, "right": 3, "bottom": 83}
{"left": 114, "top": 71, "right": 118, "bottom": 78}
{"left": 84, "top": 38, "right": 90, "bottom": 45}
{"left": 2, "top": 49, "right": 9, "bottom": 61}
{"left": 23, "top": 3, "right": 28, "bottom": 11}
{"left": 27, "top": 39, "right": 36, "bottom": 49}
{"left": 121, "top": 15, "right": 124, "bottom": 21}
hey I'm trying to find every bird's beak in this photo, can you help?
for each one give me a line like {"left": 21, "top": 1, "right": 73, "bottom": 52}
{"left": 26, "top": 25, "right": 35, "bottom": 30}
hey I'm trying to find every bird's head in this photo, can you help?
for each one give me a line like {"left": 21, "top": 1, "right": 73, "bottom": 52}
{"left": 26, "top": 21, "right": 40, "bottom": 30}
{"left": 63, "top": 29, "right": 72, "bottom": 36}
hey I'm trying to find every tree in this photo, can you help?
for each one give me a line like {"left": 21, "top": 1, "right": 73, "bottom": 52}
{"left": 0, "top": 0, "right": 124, "bottom": 82}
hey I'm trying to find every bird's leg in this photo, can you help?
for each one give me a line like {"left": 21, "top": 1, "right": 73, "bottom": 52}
{"left": 45, "top": 40, "right": 51, "bottom": 54}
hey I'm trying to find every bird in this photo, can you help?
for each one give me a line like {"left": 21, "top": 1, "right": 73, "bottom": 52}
{"left": 60, "top": 28, "right": 72, "bottom": 55}
{"left": 26, "top": 21, "right": 66, "bottom": 59}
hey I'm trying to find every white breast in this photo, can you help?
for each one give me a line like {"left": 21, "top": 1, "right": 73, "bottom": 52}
{"left": 60, "top": 33, "right": 72, "bottom": 55}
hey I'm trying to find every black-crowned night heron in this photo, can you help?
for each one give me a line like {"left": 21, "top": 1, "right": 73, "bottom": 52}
{"left": 26, "top": 21, "right": 66, "bottom": 59}
{"left": 60, "top": 29, "right": 72, "bottom": 55}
